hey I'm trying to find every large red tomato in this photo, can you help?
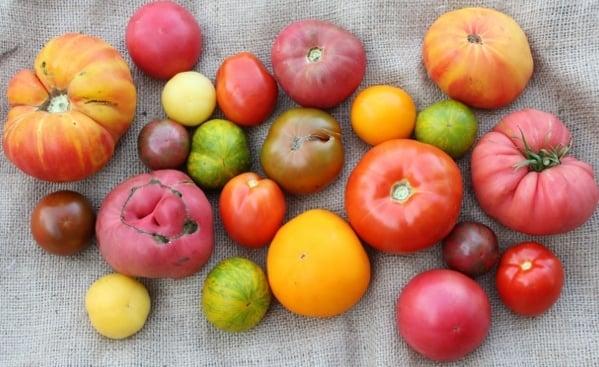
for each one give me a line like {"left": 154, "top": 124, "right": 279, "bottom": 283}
{"left": 3, "top": 33, "right": 136, "bottom": 182}
{"left": 496, "top": 242, "right": 564, "bottom": 316}
{"left": 271, "top": 20, "right": 366, "bottom": 109}
{"left": 219, "top": 172, "right": 286, "bottom": 248}
{"left": 471, "top": 109, "right": 599, "bottom": 235}
{"left": 345, "top": 139, "right": 463, "bottom": 253}
{"left": 396, "top": 269, "right": 491, "bottom": 361}
{"left": 216, "top": 52, "right": 278, "bottom": 127}
{"left": 126, "top": 1, "right": 202, "bottom": 80}
{"left": 423, "top": 7, "right": 533, "bottom": 109}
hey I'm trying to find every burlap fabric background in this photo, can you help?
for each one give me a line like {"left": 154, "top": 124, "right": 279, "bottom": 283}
{"left": 1, "top": 0, "right": 598, "bottom": 366}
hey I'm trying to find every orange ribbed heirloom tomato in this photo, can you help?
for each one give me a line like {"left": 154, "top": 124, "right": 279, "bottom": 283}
{"left": 423, "top": 7, "right": 533, "bottom": 109}
{"left": 3, "top": 33, "right": 137, "bottom": 182}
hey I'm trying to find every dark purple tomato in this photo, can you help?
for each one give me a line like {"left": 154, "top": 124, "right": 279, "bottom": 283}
{"left": 138, "top": 119, "right": 191, "bottom": 170}
{"left": 31, "top": 191, "right": 95, "bottom": 256}
{"left": 442, "top": 221, "right": 499, "bottom": 277}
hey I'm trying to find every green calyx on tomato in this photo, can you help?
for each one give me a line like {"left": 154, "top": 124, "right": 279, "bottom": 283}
{"left": 187, "top": 119, "right": 251, "bottom": 189}
{"left": 260, "top": 108, "right": 344, "bottom": 194}
{"left": 514, "top": 129, "right": 571, "bottom": 172}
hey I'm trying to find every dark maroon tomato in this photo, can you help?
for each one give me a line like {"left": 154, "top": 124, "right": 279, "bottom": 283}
{"left": 31, "top": 191, "right": 95, "bottom": 256}
{"left": 138, "top": 119, "right": 190, "bottom": 170}
{"left": 271, "top": 20, "right": 366, "bottom": 109}
{"left": 442, "top": 221, "right": 499, "bottom": 277}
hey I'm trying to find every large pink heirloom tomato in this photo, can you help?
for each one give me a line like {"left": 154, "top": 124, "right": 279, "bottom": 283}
{"left": 472, "top": 109, "right": 599, "bottom": 235}
{"left": 271, "top": 20, "right": 366, "bottom": 109}
{"left": 423, "top": 7, "right": 533, "bottom": 109}
{"left": 3, "top": 33, "right": 136, "bottom": 182}
{"left": 96, "top": 170, "right": 214, "bottom": 279}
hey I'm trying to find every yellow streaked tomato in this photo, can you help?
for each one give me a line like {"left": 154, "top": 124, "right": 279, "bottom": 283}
{"left": 350, "top": 85, "right": 416, "bottom": 145}
{"left": 3, "top": 33, "right": 136, "bottom": 182}
{"left": 423, "top": 7, "right": 533, "bottom": 109}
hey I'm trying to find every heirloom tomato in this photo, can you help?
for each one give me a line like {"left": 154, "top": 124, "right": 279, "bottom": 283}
{"left": 126, "top": 1, "right": 202, "bottom": 79}
{"left": 442, "top": 221, "right": 499, "bottom": 277}
{"left": 220, "top": 173, "right": 286, "bottom": 248}
{"left": 261, "top": 108, "right": 343, "bottom": 194}
{"left": 496, "top": 242, "right": 564, "bottom": 316}
{"left": 396, "top": 269, "right": 491, "bottom": 361}
{"left": 423, "top": 7, "right": 533, "bottom": 109}
{"left": 31, "top": 190, "right": 95, "bottom": 256}
{"left": 471, "top": 109, "right": 599, "bottom": 235}
{"left": 162, "top": 71, "right": 216, "bottom": 126}
{"left": 267, "top": 209, "right": 370, "bottom": 317}
{"left": 138, "top": 119, "right": 190, "bottom": 170}
{"left": 216, "top": 52, "right": 278, "bottom": 127}
{"left": 345, "top": 139, "right": 463, "bottom": 253}
{"left": 350, "top": 85, "right": 416, "bottom": 146}
{"left": 3, "top": 33, "right": 136, "bottom": 182}
{"left": 271, "top": 20, "right": 366, "bottom": 108}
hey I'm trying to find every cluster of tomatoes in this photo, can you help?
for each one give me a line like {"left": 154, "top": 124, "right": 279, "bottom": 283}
{"left": 4, "top": 1, "right": 599, "bottom": 363}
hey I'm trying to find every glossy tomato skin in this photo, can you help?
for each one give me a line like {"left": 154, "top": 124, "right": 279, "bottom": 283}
{"left": 138, "top": 119, "right": 190, "bottom": 170}
{"left": 345, "top": 139, "right": 463, "bottom": 253}
{"left": 496, "top": 242, "right": 564, "bottom": 316}
{"left": 396, "top": 269, "right": 491, "bottom": 361}
{"left": 219, "top": 172, "right": 286, "bottom": 248}
{"left": 261, "top": 108, "right": 343, "bottom": 194}
{"left": 216, "top": 52, "right": 278, "bottom": 127}
{"left": 31, "top": 191, "right": 95, "bottom": 256}
{"left": 471, "top": 109, "right": 599, "bottom": 235}
{"left": 442, "top": 221, "right": 499, "bottom": 277}
{"left": 126, "top": 1, "right": 202, "bottom": 80}
{"left": 271, "top": 20, "right": 366, "bottom": 108}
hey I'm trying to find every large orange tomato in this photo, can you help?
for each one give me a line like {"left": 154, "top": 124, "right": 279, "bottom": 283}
{"left": 345, "top": 139, "right": 463, "bottom": 253}
{"left": 267, "top": 209, "right": 370, "bottom": 317}
{"left": 3, "top": 33, "right": 137, "bottom": 182}
{"left": 423, "top": 7, "right": 533, "bottom": 109}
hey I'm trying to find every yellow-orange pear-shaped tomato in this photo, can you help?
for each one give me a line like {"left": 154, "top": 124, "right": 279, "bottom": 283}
{"left": 3, "top": 33, "right": 137, "bottom": 182}
{"left": 423, "top": 8, "right": 533, "bottom": 109}
{"left": 267, "top": 209, "right": 371, "bottom": 317}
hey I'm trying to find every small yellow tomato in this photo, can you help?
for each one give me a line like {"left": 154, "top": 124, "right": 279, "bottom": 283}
{"left": 350, "top": 85, "right": 416, "bottom": 145}
{"left": 85, "top": 273, "right": 151, "bottom": 339}
{"left": 162, "top": 71, "right": 216, "bottom": 126}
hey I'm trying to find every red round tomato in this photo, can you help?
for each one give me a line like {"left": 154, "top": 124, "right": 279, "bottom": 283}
{"left": 496, "top": 242, "right": 564, "bottom": 316}
{"left": 345, "top": 139, "right": 463, "bottom": 253}
{"left": 216, "top": 52, "right": 278, "bottom": 127}
{"left": 126, "top": 1, "right": 202, "bottom": 80}
{"left": 31, "top": 191, "right": 95, "bottom": 256}
{"left": 471, "top": 109, "right": 599, "bottom": 235}
{"left": 271, "top": 20, "right": 366, "bottom": 109}
{"left": 396, "top": 269, "right": 491, "bottom": 362}
{"left": 220, "top": 172, "right": 286, "bottom": 248}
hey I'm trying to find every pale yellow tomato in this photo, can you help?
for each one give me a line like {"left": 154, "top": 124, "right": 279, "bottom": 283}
{"left": 85, "top": 273, "right": 151, "bottom": 339}
{"left": 350, "top": 85, "right": 416, "bottom": 145}
{"left": 162, "top": 71, "right": 216, "bottom": 126}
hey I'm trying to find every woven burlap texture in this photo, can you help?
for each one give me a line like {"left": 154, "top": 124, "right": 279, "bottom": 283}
{"left": 1, "top": 0, "right": 598, "bottom": 366}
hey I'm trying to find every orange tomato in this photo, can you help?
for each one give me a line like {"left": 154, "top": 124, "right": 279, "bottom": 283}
{"left": 350, "top": 85, "right": 416, "bottom": 146}
{"left": 3, "top": 33, "right": 137, "bottom": 181}
{"left": 266, "top": 209, "right": 370, "bottom": 317}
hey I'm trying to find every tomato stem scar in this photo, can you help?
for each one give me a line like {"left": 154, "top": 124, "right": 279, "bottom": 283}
{"left": 45, "top": 93, "right": 70, "bottom": 113}
{"left": 307, "top": 47, "right": 323, "bottom": 62}
{"left": 247, "top": 179, "right": 259, "bottom": 189}
{"left": 390, "top": 180, "right": 414, "bottom": 203}
{"left": 520, "top": 260, "right": 533, "bottom": 271}
{"left": 467, "top": 34, "right": 483, "bottom": 44}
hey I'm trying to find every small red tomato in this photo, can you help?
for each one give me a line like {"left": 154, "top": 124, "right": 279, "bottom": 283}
{"left": 442, "top": 221, "right": 499, "bottom": 277}
{"left": 31, "top": 191, "right": 95, "bottom": 256}
{"left": 126, "top": 1, "right": 202, "bottom": 79}
{"left": 216, "top": 52, "right": 278, "bottom": 127}
{"left": 396, "top": 269, "right": 491, "bottom": 362}
{"left": 219, "top": 172, "right": 286, "bottom": 248}
{"left": 138, "top": 119, "right": 190, "bottom": 170}
{"left": 496, "top": 242, "right": 564, "bottom": 316}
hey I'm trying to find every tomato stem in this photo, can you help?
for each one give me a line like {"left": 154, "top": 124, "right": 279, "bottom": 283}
{"left": 513, "top": 128, "right": 570, "bottom": 172}
{"left": 390, "top": 180, "right": 414, "bottom": 203}
{"left": 307, "top": 47, "right": 323, "bottom": 62}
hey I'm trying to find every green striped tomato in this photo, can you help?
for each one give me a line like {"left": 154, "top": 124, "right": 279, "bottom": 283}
{"left": 201, "top": 257, "right": 271, "bottom": 332}
{"left": 415, "top": 100, "right": 477, "bottom": 159}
